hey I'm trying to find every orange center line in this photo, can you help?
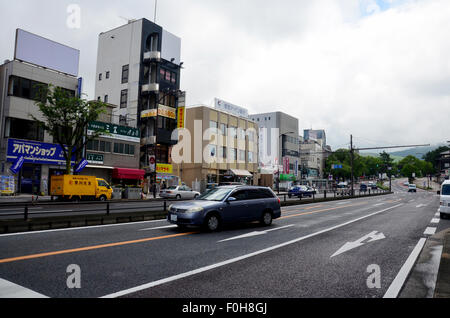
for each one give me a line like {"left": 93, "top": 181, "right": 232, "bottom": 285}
{"left": 0, "top": 232, "right": 197, "bottom": 264}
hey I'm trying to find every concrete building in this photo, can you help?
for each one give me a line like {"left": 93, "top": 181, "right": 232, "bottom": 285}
{"left": 249, "top": 112, "right": 300, "bottom": 179}
{"left": 94, "top": 18, "right": 184, "bottom": 187}
{"left": 0, "top": 58, "right": 79, "bottom": 194}
{"left": 174, "top": 105, "right": 259, "bottom": 192}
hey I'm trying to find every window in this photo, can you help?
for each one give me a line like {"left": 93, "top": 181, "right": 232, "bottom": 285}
{"left": 219, "top": 147, "right": 227, "bottom": 159}
{"left": 229, "top": 148, "right": 237, "bottom": 161}
{"left": 6, "top": 118, "right": 44, "bottom": 142}
{"left": 8, "top": 76, "right": 48, "bottom": 101}
{"left": 121, "top": 65, "right": 129, "bottom": 84}
{"left": 106, "top": 71, "right": 110, "bottom": 79}
{"left": 113, "top": 142, "right": 135, "bottom": 155}
{"left": 248, "top": 152, "right": 254, "bottom": 163}
{"left": 209, "top": 145, "right": 217, "bottom": 158}
{"left": 89, "top": 140, "right": 112, "bottom": 153}
{"left": 220, "top": 123, "right": 227, "bottom": 136}
{"left": 238, "top": 128, "right": 246, "bottom": 140}
{"left": 104, "top": 95, "right": 108, "bottom": 103}
{"left": 120, "top": 89, "right": 128, "bottom": 108}
{"left": 159, "top": 68, "right": 166, "bottom": 81}
{"left": 231, "top": 190, "right": 248, "bottom": 201}
{"left": 99, "top": 73, "right": 102, "bottom": 81}
{"left": 228, "top": 126, "right": 237, "bottom": 139}
{"left": 239, "top": 150, "right": 246, "bottom": 161}
{"left": 98, "top": 180, "right": 109, "bottom": 187}
{"left": 210, "top": 121, "right": 218, "bottom": 130}
{"left": 171, "top": 72, "right": 177, "bottom": 84}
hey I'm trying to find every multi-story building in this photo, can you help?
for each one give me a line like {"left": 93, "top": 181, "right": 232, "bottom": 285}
{"left": 249, "top": 112, "right": 300, "bottom": 179}
{"left": 174, "top": 105, "right": 259, "bottom": 192}
{"left": 0, "top": 30, "right": 80, "bottom": 195}
{"left": 94, "top": 18, "right": 184, "bottom": 186}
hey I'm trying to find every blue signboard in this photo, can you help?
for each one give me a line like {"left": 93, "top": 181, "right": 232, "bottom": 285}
{"left": 74, "top": 159, "right": 89, "bottom": 173}
{"left": 7, "top": 139, "right": 75, "bottom": 166}
{"left": 9, "top": 156, "right": 25, "bottom": 174}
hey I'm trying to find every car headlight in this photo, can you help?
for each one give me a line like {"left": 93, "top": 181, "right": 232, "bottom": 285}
{"left": 186, "top": 207, "right": 204, "bottom": 213}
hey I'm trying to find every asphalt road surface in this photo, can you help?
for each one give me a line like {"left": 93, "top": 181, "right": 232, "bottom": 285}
{"left": 0, "top": 179, "right": 447, "bottom": 298}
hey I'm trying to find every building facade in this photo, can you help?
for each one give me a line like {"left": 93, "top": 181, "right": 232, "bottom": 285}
{"left": 95, "top": 18, "right": 184, "bottom": 187}
{"left": 0, "top": 59, "right": 79, "bottom": 194}
{"left": 174, "top": 105, "right": 259, "bottom": 192}
{"left": 249, "top": 112, "right": 300, "bottom": 179}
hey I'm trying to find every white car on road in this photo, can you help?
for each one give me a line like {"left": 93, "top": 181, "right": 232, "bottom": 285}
{"left": 160, "top": 185, "right": 201, "bottom": 200}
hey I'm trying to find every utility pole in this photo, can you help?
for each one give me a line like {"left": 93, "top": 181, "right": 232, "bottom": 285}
{"left": 154, "top": 0, "right": 158, "bottom": 23}
{"left": 350, "top": 135, "right": 354, "bottom": 196}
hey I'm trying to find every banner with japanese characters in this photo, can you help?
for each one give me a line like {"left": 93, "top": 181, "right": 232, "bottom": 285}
{"left": 7, "top": 139, "right": 75, "bottom": 166}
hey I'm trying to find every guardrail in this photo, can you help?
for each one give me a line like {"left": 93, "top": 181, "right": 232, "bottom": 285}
{"left": 0, "top": 199, "right": 179, "bottom": 221}
{"left": 277, "top": 188, "right": 390, "bottom": 204}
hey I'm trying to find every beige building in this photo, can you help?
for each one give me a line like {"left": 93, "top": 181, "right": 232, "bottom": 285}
{"left": 174, "top": 105, "right": 259, "bottom": 192}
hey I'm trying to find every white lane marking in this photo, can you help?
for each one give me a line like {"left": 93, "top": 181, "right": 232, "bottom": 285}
{"left": 384, "top": 238, "right": 427, "bottom": 298}
{"left": 336, "top": 201, "right": 350, "bottom": 205}
{"left": 373, "top": 203, "right": 385, "bottom": 207}
{"left": 424, "top": 227, "right": 437, "bottom": 236}
{"left": 0, "top": 278, "right": 48, "bottom": 298}
{"left": 101, "top": 204, "right": 404, "bottom": 298}
{"left": 218, "top": 225, "right": 295, "bottom": 243}
{"left": 331, "top": 231, "right": 386, "bottom": 258}
{"left": 140, "top": 225, "right": 178, "bottom": 231}
{"left": 416, "top": 204, "right": 426, "bottom": 208}
{"left": 0, "top": 219, "right": 167, "bottom": 238}
{"left": 430, "top": 218, "right": 440, "bottom": 224}
{"left": 435, "top": 213, "right": 440, "bottom": 217}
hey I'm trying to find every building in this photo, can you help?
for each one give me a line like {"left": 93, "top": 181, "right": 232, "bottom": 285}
{"left": 82, "top": 104, "right": 143, "bottom": 186}
{"left": 94, "top": 18, "right": 184, "bottom": 187}
{"left": 439, "top": 150, "right": 450, "bottom": 178}
{"left": 304, "top": 129, "right": 327, "bottom": 148}
{"left": 249, "top": 112, "right": 300, "bottom": 181}
{"left": 174, "top": 104, "right": 259, "bottom": 192}
{"left": 0, "top": 29, "right": 81, "bottom": 195}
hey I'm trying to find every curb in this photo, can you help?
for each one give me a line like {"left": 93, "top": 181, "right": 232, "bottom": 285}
{"left": 434, "top": 229, "right": 450, "bottom": 298}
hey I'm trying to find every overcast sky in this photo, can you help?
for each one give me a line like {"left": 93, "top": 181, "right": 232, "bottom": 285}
{"left": 1, "top": 0, "right": 449, "bottom": 151}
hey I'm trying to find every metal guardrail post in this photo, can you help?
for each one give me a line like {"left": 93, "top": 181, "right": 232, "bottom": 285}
{"left": 324, "top": 190, "right": 327, "bottom": 199}
{"left": 106, "top": 202, "right": 110, "bottom": 216}
{"left": 164, "top": 200, "right": 167, "bottom": 212}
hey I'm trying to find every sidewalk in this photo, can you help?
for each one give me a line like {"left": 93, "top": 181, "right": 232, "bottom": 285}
{"left": 414, "top": 178, "right": 441, "bottom": 192}
{"left": 435, "top": 229, "right": 450, "bottom": 298}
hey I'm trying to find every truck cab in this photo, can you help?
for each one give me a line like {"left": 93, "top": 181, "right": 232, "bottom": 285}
{"left": 439, "top": 180, "right": 450, "bottom": 219}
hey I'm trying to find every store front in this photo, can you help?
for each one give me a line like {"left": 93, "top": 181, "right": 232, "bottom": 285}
{"left": 19, "top": 164, "right": 41, "bottom": 194}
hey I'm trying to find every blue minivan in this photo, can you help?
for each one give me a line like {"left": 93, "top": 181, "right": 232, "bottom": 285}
{"left": 167, "top": 186, "right": 282, "bottom": 231}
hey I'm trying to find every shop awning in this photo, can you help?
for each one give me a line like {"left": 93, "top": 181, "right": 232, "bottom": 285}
{"left": 230, "top": 169, "right": 253, "bottom": 177}
{"left": 113, "top": 168, "right": 146, "bottom": 180}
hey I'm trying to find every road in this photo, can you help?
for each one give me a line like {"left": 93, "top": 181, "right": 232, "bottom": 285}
{"left": 0, "top": 179, "right": 447, "bottom": 298}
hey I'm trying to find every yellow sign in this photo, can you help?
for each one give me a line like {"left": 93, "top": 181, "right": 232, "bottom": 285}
{"left": 156, "top": 164, "right": 173, "bottom": 174}
{"left": 158, "top": 104, "right": 176, "bottom": 119}
{"left": 141, "top": 109, "right": 157, "bottom": 119}
{"left": 177, "top": 106, "right": 185, "bottom": 128}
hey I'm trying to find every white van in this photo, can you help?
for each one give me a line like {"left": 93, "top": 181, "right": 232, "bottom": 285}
{"left": 439, "top": 180, "right": 450, "bottom": 219}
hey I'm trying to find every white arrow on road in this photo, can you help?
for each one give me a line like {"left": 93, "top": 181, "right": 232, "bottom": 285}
{"left": 331, "top": 231, "right": 386, "bottom": 258}
{"left": 218, "top": 225, "right": 294, "bottom": 243}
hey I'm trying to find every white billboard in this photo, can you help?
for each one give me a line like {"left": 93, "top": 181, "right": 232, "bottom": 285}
{"left": 14, "top": 29, "right": 80, "bottom": 77}
{"left": 161, "top": 30, "right": 181, "bottom": 65}
{"left": 215, "top": 98, "right": 249, "bottom": 118}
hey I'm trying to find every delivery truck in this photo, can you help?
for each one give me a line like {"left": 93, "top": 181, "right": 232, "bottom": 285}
{"left": 50, "top": 175, "right": 113, "bottom": 202}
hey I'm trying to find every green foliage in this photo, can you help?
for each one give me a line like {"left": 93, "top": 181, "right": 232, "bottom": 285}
{"left": 423, "top": 146, "right": 450, "bottom": 173}
{"left": 32, "top": 85, "right": 109, "bottom": 174}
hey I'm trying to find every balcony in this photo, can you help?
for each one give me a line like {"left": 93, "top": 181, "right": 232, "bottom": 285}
{"left": 143, "top": 51, "right": 161, "bottom": 62}
{"left": 141, "top": 83, "right": 159, "bottom": 94}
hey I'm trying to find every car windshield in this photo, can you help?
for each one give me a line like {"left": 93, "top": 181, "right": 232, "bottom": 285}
{"left": 198, "top": 188, "right": 233, "bottom": 201}
{"left": 442, "top": 185, "right": 450, "bottom": 195}
{"left": 167, "top": 186, "right": 178, "bottom": 190}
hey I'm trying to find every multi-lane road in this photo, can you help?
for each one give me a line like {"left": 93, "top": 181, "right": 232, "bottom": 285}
{"left": 0, "top": 179, "right": 447, "bottom": 299}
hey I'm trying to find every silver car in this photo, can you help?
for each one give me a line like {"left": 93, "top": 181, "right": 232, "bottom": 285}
{"left": 160, "top": 185, "right": 201, "bottom": 200}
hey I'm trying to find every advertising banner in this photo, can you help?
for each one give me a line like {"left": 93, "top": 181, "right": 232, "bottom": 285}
{"left": 7, "top": 139, "right": 75, "bottom": 166}
{"left": 0, "top": 176, "right": 15, "bottom": 195}
{"left": 74, "top": 159, "right": 89, "bottom": 173}
{"left": 156, "top": 164, "right": 173, "bottom": 174}
{"left": 88, "top": 121, "right": 140, "bottom": 143}
{"left": 177, "top": 106, "right": 185, "bottom": 129}
{"left": 9, "top": 156, "right": 25, "bottom": 175}
{"left": 158, "top": 105, "right": 176, "bottom": 120}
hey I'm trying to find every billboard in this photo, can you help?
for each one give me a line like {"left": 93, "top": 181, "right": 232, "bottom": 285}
{"left": 14, "top": 29, "right": 80, "bottom": 77}
{"left": 215, "top": 98, "right": 249, "bottom": 118}
{"left": 161, "top": 30, "right": 181, "bottom": 65}
{"left": 7, "top": 139, "right": 75, "bottom": 166}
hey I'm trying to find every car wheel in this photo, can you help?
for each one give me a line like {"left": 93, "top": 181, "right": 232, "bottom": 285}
{"left": 260, "top": 210, "right": 273, "bottom": 226}
{"left": 204, "top": 213, "right": 221, "bottom": 232}
{"left": 176, "top": 194, "right": 182, "bottom": 200}
{"left": 194, "top": 194, "right": 199, "bottom": 199}
{"left": 99, "top": 195, "right": 107, "bottom": 202}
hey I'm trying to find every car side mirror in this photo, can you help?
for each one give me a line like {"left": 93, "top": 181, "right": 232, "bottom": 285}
{"left": 227, "top": 197, "right": 237, "bottom": 203}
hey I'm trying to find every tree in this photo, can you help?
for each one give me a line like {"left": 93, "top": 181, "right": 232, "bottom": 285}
{"left": 423, "top": 146, "right": 450, "bottom": 174}
{"left": 32, "top": 85, "right": 109, "bottom": 175}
